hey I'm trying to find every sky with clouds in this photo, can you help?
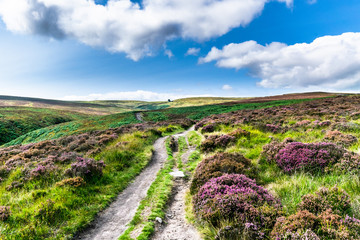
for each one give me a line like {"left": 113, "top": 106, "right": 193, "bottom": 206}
{"left": 0, "top": 0, "right": 359, "bottom": 101}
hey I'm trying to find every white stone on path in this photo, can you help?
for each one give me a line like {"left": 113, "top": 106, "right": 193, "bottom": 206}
{"left": 169, "top": 171, "right": 185, "bottom": 178}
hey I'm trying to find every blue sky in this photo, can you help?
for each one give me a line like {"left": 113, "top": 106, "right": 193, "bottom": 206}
{"left": 0, "top": 0, "right": 359, "bottom": 100}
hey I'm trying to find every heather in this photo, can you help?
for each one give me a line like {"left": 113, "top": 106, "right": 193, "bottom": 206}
{"left": 0, "top": 126, "right": 178, "bottom": 239}
{"left": 190, "top": 152, "right": 257, "bottom": 194}
{"left": 274, "top": 142, "right": 345, "bottom": 174}
{"left": 271, "top": 187, "right": 360, "bottom": 240}
{"left": 200, "top": 134, "right": 235, "bottom": 152}
{"left": 194, "top": 174, "right": 281, "bottom": 237}
{"left": 187, "top": 95, "right": 360, "bottom": 240}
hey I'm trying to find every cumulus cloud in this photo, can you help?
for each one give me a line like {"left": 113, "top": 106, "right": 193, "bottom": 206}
{"left": 0, "top": 0, "right": 292, "bottom": 61}
{"left": 63, "top": 90, "right": 212, "bottom": 101}
{"left": 222, "top": 84, "right": 233, "bottom": 90}
{"left": 200, "top": 32, "right": 360, "bottom": 90}
{"left": 185, "top": 47, "right": 201, "bottom": 56}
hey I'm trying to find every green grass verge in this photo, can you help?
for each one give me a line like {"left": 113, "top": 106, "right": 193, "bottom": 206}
{"left": 0, "top": 130, "right": 160, "bottom": 239}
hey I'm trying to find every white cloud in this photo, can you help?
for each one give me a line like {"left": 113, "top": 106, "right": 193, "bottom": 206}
{"left": 185, "top": 47, "right": 201, "bottom": 56}
{"left": 0, "top": 0, "right": 292, "bottom": 61}
{"left": 222, "top": 84, "right": 233, "bottom": 90}
{"left": 200, "top": 32, "right": 360, "bottom": 90}
{"left": 63, "top": 90, "right": 212, "bottom": 101}
{"left": 164, "top": 49, "right": 174, "bottom": 59}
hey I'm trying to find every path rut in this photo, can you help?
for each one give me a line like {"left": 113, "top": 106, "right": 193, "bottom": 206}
{"left": 153, "top": 127, "right": 202, "bottom": 240}
{"left": 76, "top": 137, "right": 168, "bottom": 240}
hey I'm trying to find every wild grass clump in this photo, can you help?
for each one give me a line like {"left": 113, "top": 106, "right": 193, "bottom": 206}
{"left": 190, "top": 152, "right": 257, "bottom": 194}
{"left": 194, "top": 174, "right": 281, "bottom": 238}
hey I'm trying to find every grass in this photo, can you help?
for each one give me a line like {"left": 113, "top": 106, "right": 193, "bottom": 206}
{"left": 3, "top": 97, "right": 324, "bottom": 148}
{"left": 187, "top": 119, "right": 360, "bottom": 239}
{"left": 119, "top": 137, "right": 176, "bottom": 240}
{"left": 0, "top": 107, "right": 87, "bottom": 145}
{"left": 0, "top": 130, "right": 160, "bottom": 239}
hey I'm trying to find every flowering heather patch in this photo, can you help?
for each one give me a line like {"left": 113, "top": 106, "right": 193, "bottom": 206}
{"left": 200, "top": 134, "right": 235, "bottom": 152}
{"left": 261, "top": 138, "right": 294, "bottom": 164}
{"left": 30, "top": 162, "right": 57, "bottom": 179}
{"left": 324, "top": 130, "right": 358, "bottom": 146}
{"left": 65, "top": 157, "right": 105, "bottom": 179}
{"left": 298, "top": 187, "right": 351, "bottom": 216}
{"left": 194, "top": 174, "right": 281, "bottom": 236}
{"left": 275, "top": 142, "right": 345, "bottom": 174}
{"left": 0, "top": 206, "right": 10, "bottom": 221}
{"left": 190, "top": 153, "right": 257, "bottom": 194}
{"left": 56, "top": 177, "right": 86, "bottom": 188}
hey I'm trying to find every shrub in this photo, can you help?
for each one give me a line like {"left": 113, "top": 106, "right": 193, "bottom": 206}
{"left": 6, "top": 181, "right": 24, "bottom": 191}
{"left": 295, "top": 120, "right": 311, "bottom": 127}
{"left": 324, "top": 130, "right": 358, "bottom": 146}
{"left": 0, "top": 206, "right": 10, "bottom": 221}
{"left": 261, "top": 138, "right": 294, "bottom": 164}
{"left": 200, "top": 134, "right": 235, "bottom": 152}
{"left": 168, "top": 136, "right": 178, "bottom": 152}
{"left": 298, "top": 187, "right": 351, "bottom": 216}
{"left": 57, "top": 152, "right": 81, "bottom": 164}
{"left": 190, "top": 153, "right": 257, "bottom": 194}
{"left": 257, "top": 123, "right": 285, "bottom": 133}
{"left": 271, "top": 209, "right": 360, "bottom": 240}
{"left": 333, "top": 152, "right": 360, "bottom": 173}
{"left": 201, "top": 123, "right": 217, "bottom": 133}
{"left": 271, "top": 210, "right": 320, "bottom": 239}
{"left": 228, "top": 128, "right": 250, "bottom": 138}
{"left": 65, "top": 157, "right": 105, "bottom": 179}
{"left": 30, "top": 163, "right": 57, "bottom": 179}
{"left": 275, "top": 142, "right": 345, "bottom": 174}
{"left": 56, "top": 177, "right": 86, "bottom": 188}
{"left": 194, "top": 174, "right": 281, "bottom": 236}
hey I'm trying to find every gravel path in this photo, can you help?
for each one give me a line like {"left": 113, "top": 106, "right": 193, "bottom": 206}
{"left": 152, "top": 129, "right": 202, "bottom": 240}
{"left": 76, "top": 137, "right": 168, "bottom": 240}
{"left": 135, "top": 112, "right": 143, "bottom": 122}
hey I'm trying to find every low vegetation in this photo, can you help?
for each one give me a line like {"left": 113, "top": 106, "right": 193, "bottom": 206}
{"left": 188, "top": 95, "right": 360, "bottom": 239}
{"left": 0, "top": 121, "right": 187, "bottom": 239}
{"left": 0, "top": 107, "right": 87, "bottom": 145}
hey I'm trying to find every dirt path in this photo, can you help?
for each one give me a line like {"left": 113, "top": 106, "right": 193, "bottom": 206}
{"left": 76, "top": 137, "right": 168, "bottom": 240}
{"left": 135, "top": 112, "right": 143, "bottom": 122}
{"left": 152, "top": 128, "right": 202, "bottom": 240}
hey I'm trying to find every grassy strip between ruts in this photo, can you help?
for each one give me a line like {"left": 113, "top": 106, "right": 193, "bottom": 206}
{"left": 118, "top": 137, "right": 175, "bottom": 240}
{"left": 176, "top": 136, "right": 188, "bottom": 171}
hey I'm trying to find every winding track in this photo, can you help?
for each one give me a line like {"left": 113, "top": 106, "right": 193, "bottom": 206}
{"left": 153, "top": 127, "right": 202, "bottom": 240}
{"left": 76, "top": 136, "right": 168, "bottom": 240}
